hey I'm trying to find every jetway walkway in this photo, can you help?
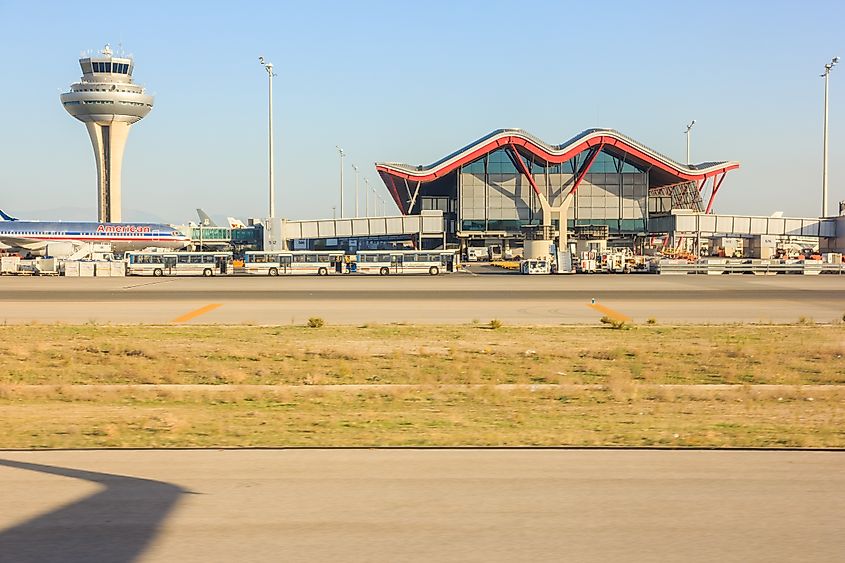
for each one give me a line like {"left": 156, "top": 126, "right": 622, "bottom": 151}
{"left": 263, "top": 211, "right": 445, "bottom": 250}
{"left": 283, "top": 210, "right": 444, "bottom": 240}
{"left": 649, "top": 211, "right": 837, "bottom": 238}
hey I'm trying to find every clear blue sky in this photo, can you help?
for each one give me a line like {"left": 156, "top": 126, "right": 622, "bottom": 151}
{"left": 0, "top": 0, "right": 842, "bottom": 223}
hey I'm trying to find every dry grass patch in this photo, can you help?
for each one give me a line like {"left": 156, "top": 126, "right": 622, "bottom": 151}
{"left": 0, "top": 325, "right": 843, "bottom": 387}
{"left": 1, "top": 386, "right": 843, "bottom": 449}
{"left": 2, "top": 324, "right": 844, "bottom": 449}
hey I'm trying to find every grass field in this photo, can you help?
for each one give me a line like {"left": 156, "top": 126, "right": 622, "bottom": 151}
{"left": 1, "top": 324, "right": 843, "bottom": 448}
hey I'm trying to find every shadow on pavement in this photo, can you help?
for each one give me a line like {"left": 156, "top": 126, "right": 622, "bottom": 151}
{"left": 0, "top": 458, "right": 187, "bottom": 563}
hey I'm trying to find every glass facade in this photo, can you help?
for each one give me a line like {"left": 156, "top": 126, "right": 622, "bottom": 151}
{"left": 192, "top": 227, "right": 231, "bottom": 240}
{"left": 91, "top": 62, "right": 130, "bottom": 74}
{"left": 459, "top": 148, "right": 540, "bottom": 232}
{"left": 457, "top": 147, "right": 648, "bottom": 235}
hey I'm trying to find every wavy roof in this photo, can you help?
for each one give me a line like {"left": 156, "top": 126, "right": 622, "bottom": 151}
{"left": 376, "top": 128, "right": 739, "bottom": 183}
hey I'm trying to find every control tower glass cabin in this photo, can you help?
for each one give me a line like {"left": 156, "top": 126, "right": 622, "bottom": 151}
{"left": 60, "top": 45, "right": 154, "bottom": 223}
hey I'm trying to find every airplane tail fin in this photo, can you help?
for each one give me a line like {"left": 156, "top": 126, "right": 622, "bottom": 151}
{"left": 196, "top": 208, "right": 218, "bottom": 227}
{"left": 0, "top": 209, "right": 19, "bottom": 221}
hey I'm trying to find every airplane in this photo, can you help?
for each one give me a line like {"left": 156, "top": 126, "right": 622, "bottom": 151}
{"left": 196, "top": 208, "right": 218, "bottom": 227}
{"left": 0, "top": 209, "right": 191, "bottom": 256}
{"left": 195, "top": 209, "right": 246, "bottom": 229}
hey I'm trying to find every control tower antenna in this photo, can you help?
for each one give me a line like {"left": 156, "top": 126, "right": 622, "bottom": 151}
{"left": 60, "top": 44, "right": 154, "bottom": 222}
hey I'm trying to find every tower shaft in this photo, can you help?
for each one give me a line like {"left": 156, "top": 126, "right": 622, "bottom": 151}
{"left": 86, "top": 121, "right": 130, "bottom": 223}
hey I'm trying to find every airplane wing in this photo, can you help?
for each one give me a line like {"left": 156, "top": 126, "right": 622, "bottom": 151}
{"left": 0, "top": 234, "right": 53, "bottom": 251}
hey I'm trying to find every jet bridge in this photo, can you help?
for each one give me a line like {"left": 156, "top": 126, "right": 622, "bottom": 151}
{"left": 649, "top": 210, "right": 837, "bottom": 238}
{"left": 263, "top": 210, "right": 446, "bottom": 251}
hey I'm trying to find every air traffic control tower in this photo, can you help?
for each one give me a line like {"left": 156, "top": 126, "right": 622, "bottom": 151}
{"left": 60, "top": 45, "right": 154, "bottom": 222}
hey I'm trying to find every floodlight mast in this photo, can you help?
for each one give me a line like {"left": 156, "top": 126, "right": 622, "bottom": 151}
{"left": 684, "top": 120, "right": 696, "bottom": 165}
{"left": 259, "top": 56, "right": 276, "bottom": 220}
{"left": 822, "top": 57, "right": 839, "bottom": 217}
{"left": 352, "top": 164, "right": 359, "bottom": 217}
{"left": 336, "top": 146, "right": 345, "bottom": 217}
{"left": 364, "top": 178, "right": 370, "bottom": 215}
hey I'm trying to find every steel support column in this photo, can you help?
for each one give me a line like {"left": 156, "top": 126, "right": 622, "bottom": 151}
{"left": 705, "top": 173, "right": 726, "bottom": 214}
{"left": 568, "top": 145, "right": 603, "bottom": 197}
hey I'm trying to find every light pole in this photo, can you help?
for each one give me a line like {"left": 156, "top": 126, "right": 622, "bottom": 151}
{"left": 336, "top": 146, "right": 345, "bottom": 218}
{"left": 822, "top": 57, "right": 839, "bottom": 217}
{"left": 378, "top": 194, "right": 386, "bottom": 216}
{"left": 352, "top": 164, "right": 359, "bottom": 217}
{"left": 258, "top": 57, "right": 276, "bottom": 220}
{"left": 371, "top": 187, "right": 376, "bottom": 216}
{"left": 684, "top": 120, "right": 696, "bottom": 165}
{"left": 364, "top": 178, "right": 370, "bottom": 216}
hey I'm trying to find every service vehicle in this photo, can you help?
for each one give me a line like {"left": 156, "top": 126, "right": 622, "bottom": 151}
{"left": 520, "top": 258, "right": 551, "bottom": 275}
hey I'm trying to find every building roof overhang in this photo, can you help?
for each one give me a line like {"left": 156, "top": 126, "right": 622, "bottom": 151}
{"left": 376, "top": 128, "right": 739, "bottom": 213}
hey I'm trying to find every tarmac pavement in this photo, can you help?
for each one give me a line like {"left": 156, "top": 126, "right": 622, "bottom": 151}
{"left": 0, "top": 449, "right": 842, "bottom": 563}
{"left": 0, "top": 271, "right": 842, "bottom": 325}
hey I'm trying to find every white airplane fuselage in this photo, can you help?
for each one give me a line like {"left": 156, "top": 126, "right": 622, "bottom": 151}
{"left": 0, "top": 221, "right": 190, "bottom": 256}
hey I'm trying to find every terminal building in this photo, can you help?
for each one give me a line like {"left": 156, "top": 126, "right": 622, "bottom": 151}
{"left": 376, "top": 128, "right": 740, "bottom": 251}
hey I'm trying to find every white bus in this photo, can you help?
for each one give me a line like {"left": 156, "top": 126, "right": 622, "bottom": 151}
{"left": 126, "top": 251, "right": 233, "bottom": 276}
{"left": 244, "top": 251, "right": 346, "bottom": 276}
{"left": 355, "top": 250, "right": 457, "bottom": 275}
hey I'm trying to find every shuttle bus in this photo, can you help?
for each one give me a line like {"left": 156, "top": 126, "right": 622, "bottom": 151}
{"left": 126, "top": 251, "right": 233, "bottom": 276}
{"left": 355, "top": 250, "right": 457, "bottom": 275}
{"left": 244, "top": 251, "right": 345, "bottom": 276}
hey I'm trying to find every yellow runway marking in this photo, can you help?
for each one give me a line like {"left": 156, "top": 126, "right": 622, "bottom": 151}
{"left": 587, "top": 302, "right": 632, "bottom": 322}
{"left": 171, "top": 303, "right": 223, "bottom": 324}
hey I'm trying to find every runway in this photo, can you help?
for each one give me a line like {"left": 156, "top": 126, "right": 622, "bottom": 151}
{"left": 0, "top": 449, "right": 842, "bottom": 563}
{"left": 0, "top": 271, "right": 843, "bottom": 324}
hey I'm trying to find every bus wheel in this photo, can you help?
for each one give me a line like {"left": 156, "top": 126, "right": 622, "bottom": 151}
{"left": 429, "top": 266, "right": 439, "bottom": 276}
{"left": 317, "top": 267, "right": 328, "bottom": 276}
{"left": 153, "top": 268, "right": 163, "bottom": 277}
{"left": 202, "top": 268, "right": 213, "bottom": 277}
{"left": 269, "top": 267, "right": 278, "bottom": 276}
{"left": 379, "top": 267, "right": 389, "bottom": 276}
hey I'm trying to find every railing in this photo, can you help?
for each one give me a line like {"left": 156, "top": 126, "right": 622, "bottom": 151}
{"left": 656, "top": 260, "right": 845, "bottom": 275}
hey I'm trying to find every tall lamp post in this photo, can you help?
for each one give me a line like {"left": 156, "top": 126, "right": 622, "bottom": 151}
{"left": 258, "top": 57, "right": 276, "bottom": 220}
{"left": 352, "top": 164, "right": 359, "bottom": 217}
{"left": 371, "top": 187, "right": 377, "bottom": 216}
{"left": 336, "top": 146, "right": 345, "bottom": 218}
{"left": 822, "top": 57, "right": 839, "bottom": 217}
{"left": 378, "top": 194, "right": 386, "bottom": 216}
{"left": 684, "top": 120, "right": 696, "bottom": 165}
{"left": 364, "top": 178, "right": 370, "bottom": 216}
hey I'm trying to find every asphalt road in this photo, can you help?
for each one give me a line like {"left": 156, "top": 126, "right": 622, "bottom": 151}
{"left": 0, "top": 449, "right": 842, "bottom": 563}
{"left": 0, "top": 270, "right": 843, "bottom": 324}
